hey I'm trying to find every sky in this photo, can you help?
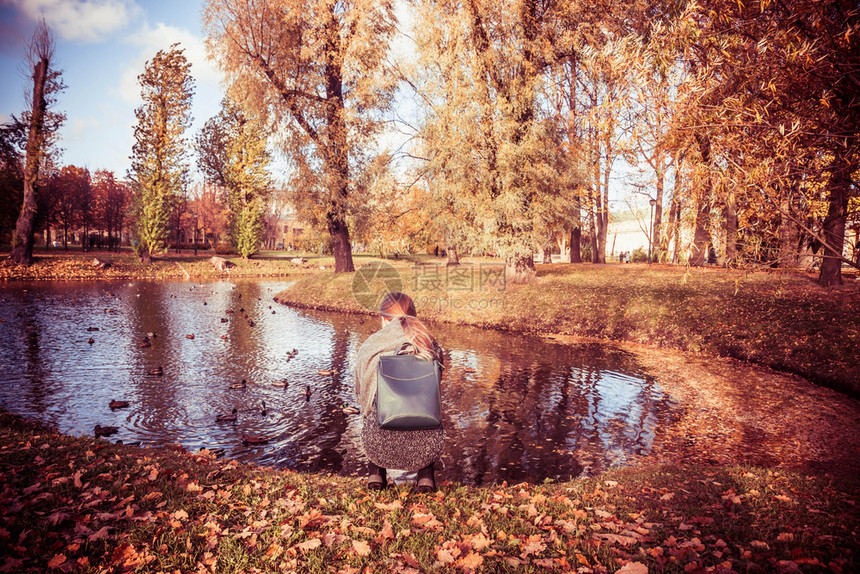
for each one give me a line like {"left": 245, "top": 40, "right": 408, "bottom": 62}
{"left": 0, "top": 0, "right": 224, "bottom": 178}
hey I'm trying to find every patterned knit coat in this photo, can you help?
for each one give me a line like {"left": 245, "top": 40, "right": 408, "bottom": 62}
{"left": 353, "top": 319, "right": 444, "bottom": 471}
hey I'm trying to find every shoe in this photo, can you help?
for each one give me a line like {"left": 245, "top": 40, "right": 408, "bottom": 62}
{"left": 415, "top": 463, "right": 436, "bottom": 493}
{"left": 368, "top": 464, "right": 387, "bottom": 491}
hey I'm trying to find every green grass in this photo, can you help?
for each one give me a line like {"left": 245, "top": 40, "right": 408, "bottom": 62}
{"left": 1, "top": 411, "right": 856, "bottom": 573}
{"left": 275, "top": 260, "right": 860, "bottom": 397}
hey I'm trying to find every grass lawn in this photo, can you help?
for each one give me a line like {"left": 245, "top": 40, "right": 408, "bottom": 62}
{"left": 274, "top": 259, "right": 860, "bottom": 398}
{"left": 1, "top": 412, "right": 856, "bottom": 573}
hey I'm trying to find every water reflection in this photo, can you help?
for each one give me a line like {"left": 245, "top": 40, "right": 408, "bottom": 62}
{"left": 0, "top": 280, "right": 681, "bottom": 485}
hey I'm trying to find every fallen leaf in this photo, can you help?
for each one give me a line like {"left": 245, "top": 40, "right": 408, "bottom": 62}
{"left": 520, "top": 534, "right": 546, "bottom": 557}
{"left": 88, "top": 526, "right": 111, "bottom": 541}
{"left": 296, "top": 538, "right": 322, "bottom": 552}
{"left": 374, "top": 500, "right": 403, "bottom": 511}
{"left": 459, "top": 551, "right": 483, "bottom": 570}
{"left": 48, "top": 554, "right": 66, "bottom": 569}
{"left": 616, "top": 561, "right": 649, "bottom": 574}
{"left": 352, "top": 539, "right": 371, "bottom": 557}
{"left": 436, "top": 547, "right": 456, "bottom": 564}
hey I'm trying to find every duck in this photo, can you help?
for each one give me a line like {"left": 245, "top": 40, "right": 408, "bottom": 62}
{"left": 201, "top": 446, "right": 226, "bottom": 458}
{"left": 94, "top": 425, "right": 119, "bottom": 437}
{"left": 221, "top": 318, "right": 229, "bottom": 323}
{"left": 276, "top": 378, "right": 289, "bottom": 389}
{"left": 342, "top": 404, "right": 360, "bottom": 415}
{"left": 146, "top": 332, "right": 158, "bottom": 338}
{"left": 317, "top": 369, "right": 339, "bottom": 376}
{"left": 303, "top": 385, "right": 312, "bottom": 401}
{"left": 230, "top": 379, "right": 247, "bottom": 390}
{"left": 216, "top": 408, "right": 238, "bottom": 422}
{"left": 87, "top": 338, "right": 95, "bottom": 344}
{"left": 186, "top": 333, "right": 195, "bottom": 340}
{"left": 109, "top": 399, "right": 130, "bottom": 409}
{"left": 248, "top": 321, "right": 255, "bottom": 327}
{"left": 226, "top": 309, "right": 234, "bottom": 314}
{"left": 140, "top": 340, "right": 151, "bottom": 348}
{"left": 260, "top": 401, "right": 267, "bottom": 416}
{"left": 220, "top": 335, "right": 228, "bottom": 340}
{"left": 86, "top": 326, "right": 100, "bottom": 332}
{"left": 148, "top": 366, "right": 163, "bottom": 376}
{"left": 241, "top": 433, "right": 268, "bottom": 446}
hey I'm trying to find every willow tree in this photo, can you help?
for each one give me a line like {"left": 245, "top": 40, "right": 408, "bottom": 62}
{"left": 204, "top": 0, "right": 398, "bottom": 273}
{"left": 670, "top": 0, "right": 859, "bottom": 283}
{"left": 10, "top": 19, "right": 64, "bottom": 265}
{"left": 413, "top": 0, "right": 563, "bottom": 282}
{"left": 129, "top": 44, "right": 195, "bottom": 264}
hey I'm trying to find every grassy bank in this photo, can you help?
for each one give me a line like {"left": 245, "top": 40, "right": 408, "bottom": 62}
{"left": 273, "top": 259, "right": 860, "bottom": 398}
{"left": 0, "top": 250, "right": 332, "bottom": 281}
{"left": 1, "top": 412, "right": 856, "bottom": 573}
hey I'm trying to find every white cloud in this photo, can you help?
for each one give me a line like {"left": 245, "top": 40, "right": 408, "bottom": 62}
{"left": 117, "top": 21, "right": 222, "bottom": 106}
{"left": 8, "top": 0, "right": 141, "bottom": 42}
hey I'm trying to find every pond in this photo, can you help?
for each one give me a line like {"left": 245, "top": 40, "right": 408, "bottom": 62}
{"left": 0, "top": 279, "right": 683, "bottom": 486}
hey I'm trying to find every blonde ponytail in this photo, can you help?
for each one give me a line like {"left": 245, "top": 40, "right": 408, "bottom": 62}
{"left": 379, "top": 292, "right": 440, "bottom": 361}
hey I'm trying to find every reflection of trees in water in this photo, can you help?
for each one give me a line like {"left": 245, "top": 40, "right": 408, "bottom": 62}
{"left": 126, "top": 282, "right": 186, "bottom": 443}
{"left": 438, "top": 336, "right": 677, "bottom": 484}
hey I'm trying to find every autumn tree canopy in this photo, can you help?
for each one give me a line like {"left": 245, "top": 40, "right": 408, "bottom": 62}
{"left": 128, "top": 44, "right": 195, "bottom": 265}
{"left": 204, "top": 0, "right": 399, "bottom": 273}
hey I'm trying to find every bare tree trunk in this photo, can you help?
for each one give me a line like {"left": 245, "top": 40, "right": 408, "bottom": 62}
{"left": 723, "top": 190, "right": 737, "bottom": 266}
{"left": 505, "top": 254, "right": 535, "bottom": 284}
{"left": 777, "top": 185, "right": 799, "bottom": 268}
{"left": 690, "top": 134, "right": 712, "bottom": 267}
{"left": 818, "top": 147, "right": 852, "bottom": 286}
{"left": 569, "top": 224, "right": 582, "bottom": 263}
{"left": 445, "top": 244, "right": 460, "bottom": 266}
{"left": 10, "top": 56, "right": 49, "bottom": 266}
{"left": 653, "top": 163, "right": 664, "bottom": 262}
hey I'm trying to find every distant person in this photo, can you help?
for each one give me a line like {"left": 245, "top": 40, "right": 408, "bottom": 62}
{"left": 353, "top": 292, "right": 444, "bottom": 493}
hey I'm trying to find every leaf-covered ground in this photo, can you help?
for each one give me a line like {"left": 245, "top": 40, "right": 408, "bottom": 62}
{"left": 0, "top": 250, "right": 324, "bottom": 281}
{"left": 1, "top": 412, "right": 857, "bottom": 573}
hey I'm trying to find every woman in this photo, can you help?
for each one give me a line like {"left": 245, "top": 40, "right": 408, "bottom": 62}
{"left": 353, "top": 292, "right": 444, "bottom": 492}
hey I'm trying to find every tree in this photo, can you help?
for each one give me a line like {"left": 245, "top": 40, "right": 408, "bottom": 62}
{"left": 669, "top": 0, "right": 859, "bottom": 282}
{"left": 92, "top": 170, "right": 128, "bottom": 250}
{"left": 204, "top": 0, "right": 398, "bottom": 272}
{"left": 128, "top": 43, "right": 194, "bottom": 264}
{"left": 10, "top": 19, "right": 64, "bottom": 265}
{"left": 197, "top": 98, "right": 272, "bottom": 258}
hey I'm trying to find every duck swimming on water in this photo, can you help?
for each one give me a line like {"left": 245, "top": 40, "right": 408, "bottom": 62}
{"left": 216, "top": 408, "right": 238, "bottom": 422}
{"left": 94, "top": 425, "right": 118, "bottom": 437}
{"left": 109, "top": 399, "right": 130, "bottom": 409}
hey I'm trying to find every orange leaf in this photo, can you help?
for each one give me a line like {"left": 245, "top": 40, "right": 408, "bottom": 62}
{"left": 459, "top": 551, "right": 483, "bottom": 570}
{"left": 48, "top": 554, "right": 66, "bottom": 569}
